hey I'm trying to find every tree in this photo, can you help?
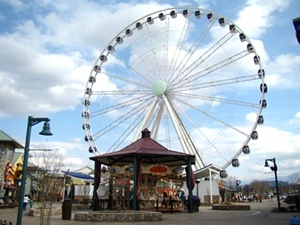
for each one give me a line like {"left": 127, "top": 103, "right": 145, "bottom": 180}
{"left": 287, "top": 173, "right": 300, "bottom": 194}
{"left": 249, "top": 180, "right": 269, "bottom": 196}
{"left": 288, "top": 172, "right": 300, "bottom": 184}
{"left": 224, "top": 175, "right": 238, "bottom": 191}
{"left": 241, "top": 184, "right": 250, "bottom": 197}
{"left": 31, "top": 149, "right": 65, "bottom": 225}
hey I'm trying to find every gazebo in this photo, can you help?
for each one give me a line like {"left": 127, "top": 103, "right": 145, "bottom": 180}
{"left": 90, "top": 128, "right": 196, "bottom": 213}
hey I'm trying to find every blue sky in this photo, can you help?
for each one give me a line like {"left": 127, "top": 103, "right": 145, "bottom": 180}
{"left": 0, "top": 0, "right": 299, "bottom": 183}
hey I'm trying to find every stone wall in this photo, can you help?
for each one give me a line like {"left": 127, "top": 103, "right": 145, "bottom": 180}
{"left": 29, "top": 207, "right": 62, "bottom": 217}
{"left": 74, "top": 211, "right": 162, "bottom": 222}
{"left": 0, "top": 145, "right": 9, "bottom": 192}
{"left": 204, "top": 195, "right": 220, "bottom": 204}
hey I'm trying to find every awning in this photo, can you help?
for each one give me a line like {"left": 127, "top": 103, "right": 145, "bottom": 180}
{"left": 62, "top": 170, "right": 94, "bottom": 181}
{"left": 193, "top": 163, "right": 223, "bottom": 179}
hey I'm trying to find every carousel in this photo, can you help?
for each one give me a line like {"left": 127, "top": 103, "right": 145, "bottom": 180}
{"left": 90, "top": 128, "right": 196, "bottom": 213}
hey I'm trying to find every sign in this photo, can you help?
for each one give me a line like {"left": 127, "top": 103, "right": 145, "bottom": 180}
{"left": 150, "top": 165, "right": 167, "bottom": 173}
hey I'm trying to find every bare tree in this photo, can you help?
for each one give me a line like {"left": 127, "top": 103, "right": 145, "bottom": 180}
{"left": 224, "top": 175, "right": 238, "bottom": 191}
{"left": 31, "top": 149, "right": 65, "bottom": 225}
{"left": 241, "top": 184, "right": 250, "bottom": 197}
{"left": 249, "top": 180, "right": 269, "bottom": 196}
{"left": 288, "top": 172, "right": 300, "bottom": 184}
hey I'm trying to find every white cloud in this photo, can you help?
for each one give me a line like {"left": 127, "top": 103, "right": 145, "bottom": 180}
{"left": 0, "top": 1, "right": 175, "bottom": 118}
{"left": 64, "top": 157, "right": 83, "bottom": 167}
{"left": 245, "top": 112, "right": 258, "bottom": 123}
{"left": 289, "top": 111, "right": 300, "bottom": 125}
{"left": 0, "top": 0, "right": 28, "bottom": 12}
{"left": 234, "top": 0, "right": 291, "bottom": 39}
{"left": 263, "top": 54, "right": 300, "bottom": 90}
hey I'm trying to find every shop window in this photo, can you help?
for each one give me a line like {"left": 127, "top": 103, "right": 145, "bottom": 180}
{"left": 6, "top": 149, "right": 14, "bottom": 161}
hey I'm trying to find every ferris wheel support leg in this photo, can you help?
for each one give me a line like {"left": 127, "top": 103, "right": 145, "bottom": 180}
{"left": 151, "top": 103, "right": 165, "bottom": 140}
{"left": 132, "top": 96, "right": 159, "bottom": 142}
{"left": 162, "top": 94, "right": 205, "bottom": 169}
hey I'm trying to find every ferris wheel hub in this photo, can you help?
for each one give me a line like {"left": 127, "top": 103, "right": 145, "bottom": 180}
{"left": 152, "top": 80, "right": 167, "bottom": 95}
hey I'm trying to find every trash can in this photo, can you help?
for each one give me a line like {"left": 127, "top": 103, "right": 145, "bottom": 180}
{"left": 62, "top": 198, "right": 72, "bottom": 220}
{"left": 187, "top": 197, "right": 200, "bottom": 212}
{"left": 192, "top": 197, "right": 200, "bottom": 212}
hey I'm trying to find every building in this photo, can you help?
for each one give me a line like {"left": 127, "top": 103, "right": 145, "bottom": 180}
{"left": 0, "top": 130, "right": 23, "bottom": 205}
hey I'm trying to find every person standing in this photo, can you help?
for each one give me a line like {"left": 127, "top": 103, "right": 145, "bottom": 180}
{"left": 23, "top": 194, "right": 29, "bottom": 210}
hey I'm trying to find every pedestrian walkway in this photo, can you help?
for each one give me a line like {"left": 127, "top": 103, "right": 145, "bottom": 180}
{"left": 0, "top": 200, "right": 298, "bottom": 225}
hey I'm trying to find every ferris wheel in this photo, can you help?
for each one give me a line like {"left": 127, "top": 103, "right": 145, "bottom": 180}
{"left": 82, "top": 7, "right": 267, "bottom": 174}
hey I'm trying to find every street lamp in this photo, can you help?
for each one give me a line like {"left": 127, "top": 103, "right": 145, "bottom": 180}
{"left": 16, "top": 116, "right": 52, "bottom": 225}
{"left": 236, "top": 180, "right": 241, "bottom": 192}
{"left": 195, "top": 179, "right": 200, "bottom": 199}
{"left": 264, "top": 158, "right": 281, "bottom": 209}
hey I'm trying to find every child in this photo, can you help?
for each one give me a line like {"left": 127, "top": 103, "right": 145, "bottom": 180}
{"left": 23, "top": 194, "right": 30, "bottom": 210}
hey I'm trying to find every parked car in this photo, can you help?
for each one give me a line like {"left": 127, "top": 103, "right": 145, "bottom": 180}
{"left": 284, "top": 195, "right": 296, "bottom": 204}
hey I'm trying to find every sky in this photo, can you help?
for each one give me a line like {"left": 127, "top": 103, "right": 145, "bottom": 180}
{"left": 0, "top": 0, "right": 299, "bottom": 184}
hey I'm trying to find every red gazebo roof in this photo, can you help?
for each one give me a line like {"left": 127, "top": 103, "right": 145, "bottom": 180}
{"left": 90, "top": 128, "right": 195, "bottom": 166}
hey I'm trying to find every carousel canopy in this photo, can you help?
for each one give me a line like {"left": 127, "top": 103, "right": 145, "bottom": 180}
{"left": 90, "top": 128, "right": 195, "bottom": 166}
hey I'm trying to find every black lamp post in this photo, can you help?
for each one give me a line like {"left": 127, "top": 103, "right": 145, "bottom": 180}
{"left": 195, "top": 179, "right": 200, "bottom": 199}
{"left": 264, "top": 158, "right": 281, "bottom": 209}
{"left": 236, "top": 180, "right": 241, "bottom": 192}
{"left": 16, "top": 116, "right": 52, "bottom": 225}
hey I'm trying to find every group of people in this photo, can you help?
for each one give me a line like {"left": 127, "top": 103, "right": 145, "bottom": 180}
{"left": 128, "top": 189, "right": 188, "bottom": 209}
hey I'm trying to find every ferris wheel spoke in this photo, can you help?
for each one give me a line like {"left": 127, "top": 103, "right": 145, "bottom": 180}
{"left": 106, "top": 109, "right": 146, "bottom": 153}
{"left": 144, "top": 22, "right": 162, "bottom": 81}
{"left": 93, "top": 100, "right": 150, "bottom": 140}
{"left": 170, "top": 29, "right": 235, "bottom": 87}
{"left": 175, "top": 97, "right": 250, "bottom": 137}
{"left": 101, "top": 71, "right": 151, "bottom": 89}
{"left": 175, "top": 74, "right": 258, "bottom": 92}
{"left": 162, "top": 16, "right": 170, "bottom": 81}
{"left": 178, "top": 105, "right": 229, "bottom": 163}
{"left": 89, "top": 94, "right": 152, "bottom": 118}
{"left": 91, "top": 90, "right": 152, "bottom": 96}
{"left": 166, "top": 13, "right": 191, "bottom": 82}
{"left": 176, "top": 92, "right": 259, "bottom": 108}
{"left": 110, "top": 53, "right": 153, "bottom": 85}
{"left": 126, "top": 29, "right": 162, "bottom": 81}
{"left": 168, "top": 17, "right": 217, "bottom": 85}
{"left": 171, "top": 49, "right": 251, "bottom": 90}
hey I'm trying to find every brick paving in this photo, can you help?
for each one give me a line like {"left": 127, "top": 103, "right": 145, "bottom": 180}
{"left": 0, "top": 200, "right": 299, "bottom": 225}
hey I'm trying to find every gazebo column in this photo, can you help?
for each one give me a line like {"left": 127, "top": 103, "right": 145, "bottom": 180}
{"left": 187, "top": 158, "right": 193, "bottom": 213}
{"left": 108, "top": 175, "right": 113, "bottom": 209}
{"left": 92, "top": 161, "right": 101, "bottom": 211}
{"left": 133, "top": 155, "right": 139, "bottom": 210}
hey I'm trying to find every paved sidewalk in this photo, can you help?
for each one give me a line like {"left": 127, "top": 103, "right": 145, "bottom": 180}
{"left": 0, "top": 200, "right": 299, "bottom": 225}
